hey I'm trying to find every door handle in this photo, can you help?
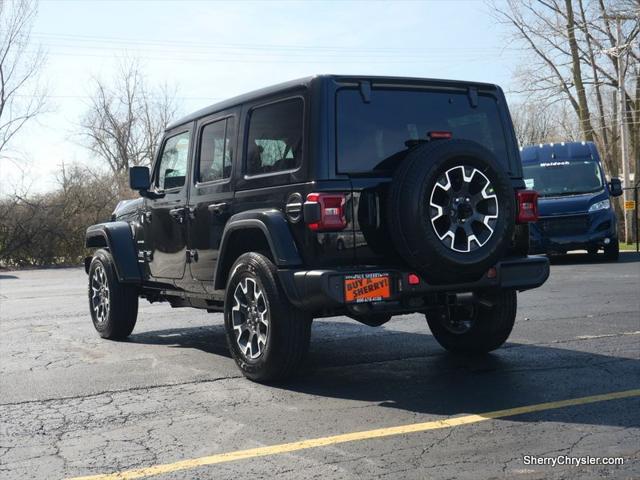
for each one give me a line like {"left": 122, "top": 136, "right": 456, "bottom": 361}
{"left": 208, "top": 202, "right": 229, "bottom": 215}
{"left": 169, "top": 207, "right": 186, "bottom": 224}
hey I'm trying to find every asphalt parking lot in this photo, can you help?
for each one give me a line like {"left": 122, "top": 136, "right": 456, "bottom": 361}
{"left": 1, "top": 253, "right": 639, "bottom": 480}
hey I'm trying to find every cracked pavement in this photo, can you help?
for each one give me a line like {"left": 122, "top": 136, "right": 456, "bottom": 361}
{"left": 1, "top": 253, "right": 639, "bottom": 479}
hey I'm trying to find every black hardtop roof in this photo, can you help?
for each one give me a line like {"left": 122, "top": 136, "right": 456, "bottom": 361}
{"left": 166, "top": 74, "right": 500, "bottom": 130}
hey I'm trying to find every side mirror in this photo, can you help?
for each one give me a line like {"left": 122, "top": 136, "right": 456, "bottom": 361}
{"left": 129, "top": 166, "right": 150, "bottom": 193}
{"left": 608, "top": 177, "right": 623, "bottom": 197}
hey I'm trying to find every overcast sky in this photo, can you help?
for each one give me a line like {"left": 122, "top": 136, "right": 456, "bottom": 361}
{"left": 4, "top": 0, "right": 526, "bottom": 193}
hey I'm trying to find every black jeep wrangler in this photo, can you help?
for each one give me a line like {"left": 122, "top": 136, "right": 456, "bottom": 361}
{"left": 85, "top": 75, "right": 549, "bottom": 381}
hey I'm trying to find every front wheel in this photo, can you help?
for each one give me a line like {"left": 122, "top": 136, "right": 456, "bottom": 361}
{"left": 224, "top": 252, "right": 312, "bottom": 382}
{"left": 88, "top": 249, "right": 138, "bottom": 339}
{"left": 426, "top": 290, "right": 516, "bottom": 354}
{"left": 603, "top": 241, "right": 619, "bottom": 261}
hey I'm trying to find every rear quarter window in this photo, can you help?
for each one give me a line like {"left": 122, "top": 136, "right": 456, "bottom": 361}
{"left": 245, "top": 97, "right": 304, "bottom": 176}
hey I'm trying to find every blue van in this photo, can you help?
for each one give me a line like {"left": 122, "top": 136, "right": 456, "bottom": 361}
{"left": 521, "top": 142, "right": 623, "bottom": 260}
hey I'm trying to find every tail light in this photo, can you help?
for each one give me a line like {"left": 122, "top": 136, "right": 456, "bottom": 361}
{"left": 304, "top": 193, "right": 347, "bottom": 231}
{"left": 516, "top": 190, "right": 539, "bottom": 223}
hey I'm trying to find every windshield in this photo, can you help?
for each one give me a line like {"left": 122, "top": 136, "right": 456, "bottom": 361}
{"left": 336, "top": 88, "right": 511, "bottom": 174}
{"left": 522, "top": 158, "right": 604, "bottom": 197}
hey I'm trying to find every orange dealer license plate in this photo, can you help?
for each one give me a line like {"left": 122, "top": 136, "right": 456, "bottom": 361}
{"left": 344, "top": 273, "right": 392, "bottom": 303}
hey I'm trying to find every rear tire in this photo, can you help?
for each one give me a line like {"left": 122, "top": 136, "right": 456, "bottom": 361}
{"left": 603, "top": 241, "right": 619, "bottom": 261}
{"left": 88, "top": 249, "right": 138, "bottom": 339}
{"left": 224, "top": 252, "right": 312, "bottom": 382}
{"left": 426, "top": 290, "right": 516, "bottom": 354}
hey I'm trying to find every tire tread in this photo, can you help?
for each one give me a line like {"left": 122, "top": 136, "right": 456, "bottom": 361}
{"left": 224, "top": 252, "right": 311, "bottom": 382}
{"left": 88, "top": 249, "right": 138, "bottom": 340}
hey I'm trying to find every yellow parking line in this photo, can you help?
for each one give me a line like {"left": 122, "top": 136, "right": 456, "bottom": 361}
{"left": 67, "top": 388, "right": 640, "bottom": 480}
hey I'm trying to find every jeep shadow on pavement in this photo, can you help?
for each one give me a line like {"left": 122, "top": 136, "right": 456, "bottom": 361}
{"left": 125, "top": 319, "right": 639, "bottom": 430}
{"left": 85, "top": 75, "right": 550, "bottom": 382}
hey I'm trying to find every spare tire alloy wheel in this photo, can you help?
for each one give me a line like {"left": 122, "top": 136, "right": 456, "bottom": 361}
{"left": 429, "top": 165, "right": 498, "bottom": 253}
{"left": 232, "top": 277, "right": 269, "bottom": 360}
{"left": 387, "top": 140, "right": 515, "bottom": 284}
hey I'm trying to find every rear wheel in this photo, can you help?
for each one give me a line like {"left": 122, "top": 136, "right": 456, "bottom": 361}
{"left": 426, "top": 290, "right": 516, "bottom": 354}
{"left": 224, "top": 252, "right": 312, "bottom": 382}
{"left": 88, "top": 249, "right": 138, "bottom": 339}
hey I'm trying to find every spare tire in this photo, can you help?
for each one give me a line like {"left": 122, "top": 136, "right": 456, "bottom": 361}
{"left": 387, "top": 139, "right": 515, "bottom": 284}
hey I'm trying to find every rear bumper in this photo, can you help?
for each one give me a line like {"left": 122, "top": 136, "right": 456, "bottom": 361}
{"left": 278, "top": 256, "right": 549, "bottom": 314}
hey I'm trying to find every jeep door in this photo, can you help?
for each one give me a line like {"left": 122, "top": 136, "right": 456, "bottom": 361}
{"left": 186, "top": 110, "right": 238, "bottom": 290}
{"left": 143, "top": 127, "right": 192, "bottom": 280}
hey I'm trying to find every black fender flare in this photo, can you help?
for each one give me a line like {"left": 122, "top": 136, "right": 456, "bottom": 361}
{"left": 214, "top": 209, "right": 302, "bottom": 289}
{"left": 85, "top": 222, "right": 142, "bottom": 283}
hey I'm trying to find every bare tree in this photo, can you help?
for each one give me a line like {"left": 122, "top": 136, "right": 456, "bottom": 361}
{"left": 511, "top": 102, "right": 560, "bottom": 146}
{"left": 79, "top": 60, "right": 178, "bottom": 180}
{"left": 0, "top": 162, "right": 119, "bottom": 266}
{"left": 511, "top": 100, "right": 584, "bottom": 146}
{"left": 0, "top": 0, "right": 46, "bottom": 160}
{"left": 493, "top": 0, "right": 639, "bottom": 176}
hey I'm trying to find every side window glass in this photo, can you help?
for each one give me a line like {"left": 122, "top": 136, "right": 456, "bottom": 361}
{"left": 198, "top": 117, "right": 234, "bottom": 183}
{"left": 157, "top": 131, "right": 190, "bottom": 190}
{"left": 246, "top": 98, "right": 303, "bottom": 176}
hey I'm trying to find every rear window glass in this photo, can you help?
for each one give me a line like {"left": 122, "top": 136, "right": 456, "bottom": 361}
{"left": 336, "top": 88, "right": 509, "bottom": 174}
